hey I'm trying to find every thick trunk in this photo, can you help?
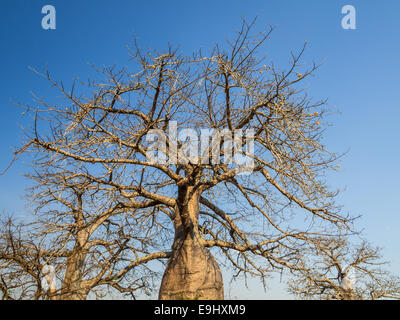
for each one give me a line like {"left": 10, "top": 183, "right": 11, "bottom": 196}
{"left": 59, "top": 251, "right": 88, "bottom": 300}
{"left": 59, "top": 231, "right": 88, "bottom": 300}
{"left": 341, "top": 289, "right": 355, "bottom": 300}
{"left": 159, "top": 187, "right": 223, "bottom": 300}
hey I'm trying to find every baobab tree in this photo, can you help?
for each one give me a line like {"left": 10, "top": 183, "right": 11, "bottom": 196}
{"left": 0, "top": 231, "right": 156, "bottom": 300}
{"left": 288, "top": 237, "right": 400, "bottom": 300}
{"left": 0, "top": 162, "right": 167, "bottom": 300}
{"left": 11, "top": 20, "right": 351, "bottom": 299}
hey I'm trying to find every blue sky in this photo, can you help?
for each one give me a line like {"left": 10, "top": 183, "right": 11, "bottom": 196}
{"left": 1, "top": 0, "right": 399, "bottom": 299}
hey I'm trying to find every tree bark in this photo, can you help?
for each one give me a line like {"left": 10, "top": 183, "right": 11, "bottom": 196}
{"left": 159, "top": 187, "right": 224, "bottom": 300}
{"left": 59, "top": 230, "right": 88, "bottom": 300}
{"left": 59, "top": 251, "right": 88, "bottom": 300}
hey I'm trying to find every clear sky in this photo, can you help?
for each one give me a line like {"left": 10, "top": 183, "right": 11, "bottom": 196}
{"left": 1, "top": 0, "right": 399, "bottom": 299}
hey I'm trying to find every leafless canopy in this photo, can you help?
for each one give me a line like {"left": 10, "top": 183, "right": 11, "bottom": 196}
{"left": 2, "top": 19, "right": 355, "bottom": 299}
{"left": 288, "top": 237, "right": 400, "bottom": 300}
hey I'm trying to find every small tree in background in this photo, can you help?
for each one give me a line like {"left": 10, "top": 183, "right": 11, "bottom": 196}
{"left": 288, "top": 237, "right": 400, "bottom": 300}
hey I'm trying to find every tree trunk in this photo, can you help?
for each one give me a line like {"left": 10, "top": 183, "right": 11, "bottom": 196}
{"left": 341, "top": 289, "right": 355, "bottom": 300}
{"left": 59, "top": 258, "right": 88, "bottom": 299}
{"left": 59, "top": 230, "right": 88, "bottom": 300}
{"left": 159, "top": 187, "right": 223, "bottom": 300}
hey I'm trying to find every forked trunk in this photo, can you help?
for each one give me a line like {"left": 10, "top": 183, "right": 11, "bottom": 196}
{"left": 159, "top": 187, "right": 223, "bottom": 300}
